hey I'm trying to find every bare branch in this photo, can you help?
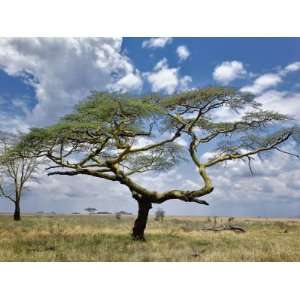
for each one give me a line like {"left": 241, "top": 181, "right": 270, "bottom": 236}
{"left": 205, "top": 131, "right": 292, "bottom": 167}
{"left": 274, "top": 147, "right": 300, "bottom": 159}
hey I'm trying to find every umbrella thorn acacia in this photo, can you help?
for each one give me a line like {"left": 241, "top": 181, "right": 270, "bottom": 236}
{"left": 17, "top": 89, "right": 299, "bottom": 240}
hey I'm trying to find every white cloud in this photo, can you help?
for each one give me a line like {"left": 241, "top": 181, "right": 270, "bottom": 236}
{"left": 142, "top": 37, "right": 172, "bottom": 49}
{"left": 240, "top": 73, "right": 282, "bottom": 95}
{"left": 0, "top": 114, "right": 29, "bottom": 134}
{"left": 208, "top": 61, "right": 300, "bottom": 151}
{"left": 0, "top": 38, "right": 142, "bottom": 127}
{"left": 153, "top": 57, "right": 168, "bottom": 71}
{"left": 146, "top": 58, "right": 192, "bottom": 94}
{"left": 147, "top": 68, "right": 177, "bottom": 94}
{"left": 279, "top": 61, "right": 300, "bottom": 76}
{"left": 179, "top": 75, "right": 192, "bottom": 91}
{"left": 109, "top": 72, "right": 143, "bottom": 93}
{"left": 241, "top": 61, "right": 300, "bottom": 95}
{"left": 20, "top": 171, "right": 132, "bottom": 214}
{"left": 213, "top": 60, "right": 247, "bottom": 85}
{"left": 212, "top": 88, "right": 300, "bottom": 127}
{"left": 176, "top": 136, "right": 189, "bottom": 147}
{"left": 254, "top": 90, "right": 300, "bottom": 119}
{"left": 192, "top": 141, "right": 300, "bottom": 217}
{"left": 176, "top": 45, "right": 190, "bottom": 61}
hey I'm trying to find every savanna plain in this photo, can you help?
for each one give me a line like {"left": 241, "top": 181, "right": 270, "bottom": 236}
{"left": 0, "top": 214, "right": 300, "bottom": 262}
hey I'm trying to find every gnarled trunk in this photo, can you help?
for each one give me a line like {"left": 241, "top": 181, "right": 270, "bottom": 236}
{"left": 132, "top": 199, "right": 152, "bottom": 241}
{"left": 14, "top": 200, "right": 21, "bottom": 221}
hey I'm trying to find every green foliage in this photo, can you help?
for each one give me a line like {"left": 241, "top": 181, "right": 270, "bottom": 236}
{"left": 194, "top": 110, "right": 289, "bottom": 133}
{"left": 17, "top": 92, "right": 164, "bottom": 154}
{"left": 63, "top": 92, "right": 163, "bottom": 132}
{"left": 161, "top": 87, "right": 262, "bottom": 134}
{"left": 162, "top": 87, "right": 257, "bottom": 110}
{"left": 215, "top": 128, "right": 290, "bottom": 155}
{"left": 16, "top": 88, "right": 297, "bottom": 184}
{"left": 123, "top": 143, "right": 186, "bottom": 173}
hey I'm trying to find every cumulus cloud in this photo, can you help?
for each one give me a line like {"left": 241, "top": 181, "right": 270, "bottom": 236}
{"left": 0, "top": 113, "right": 29, "bottom": 133}
{"left": 108, "top": 72, "right": 143, "bottom": 93}
{"left": 0, "top": 38, "right": 142, "bottom": 127}
{"left": 279, "top": 61, "right": 300, "bottom": 76}
{"left": 194, "top": 141, "right": 300, "bottom": 217}
{"left": 254, "top": 90, "right": 300, "bottom": 119}
{"left": 176, "top": 45, "right": 190, "bottom": 61}
{"left": 213, "top": 60, "right": 247, "bottom": 85}
{"left": 213, "top": 76, "right": 300, "bottom": 125}
{"left": 146, "top": 58, "right": 192, "bottom": 94}
{"left": 142, "top": 37, "right": 172, "bottom": 49}
{"left": 240, "top": 73, "right": 282, "bottom": 95}
{"left": 241, "top": 60, "right": 300, "bottom": 95}
{"left": 17, "top": 172, "right": 131, "bottom": 214}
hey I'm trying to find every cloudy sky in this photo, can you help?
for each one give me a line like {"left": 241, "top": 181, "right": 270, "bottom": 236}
{"left": 0, "top": 37, "right": 300, "bottom": 217}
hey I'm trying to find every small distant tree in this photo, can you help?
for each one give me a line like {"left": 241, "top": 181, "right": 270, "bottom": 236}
{"left": 84, "top": 207, "right": 97, "bottom": 214}
{"left": 115, "top": 212, "right": 121, "bottom": 220}
{"left": 206, "top": 216, "right": 212, "bottom": 223}
{"left": 213, "top": 216, "right": 218, "bottom": 228}
{"left": 0, "top": 133, "right": 39, "bottom": 221}
{"left": 228, "top": 217, "right": 235, "bottom": 224}
{"left": 154, "top": 208, "right": 165, "bottom": 221}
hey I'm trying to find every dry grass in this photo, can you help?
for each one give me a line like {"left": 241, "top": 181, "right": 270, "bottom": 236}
{"left": 0, "top": 214, "right": 300, "bottom": 261}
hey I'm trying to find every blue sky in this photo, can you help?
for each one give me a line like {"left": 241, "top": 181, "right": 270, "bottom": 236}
{"left": 122, "top": 37, "right": 300, "bottom": 91}
{"left": 0, "top": 37, "right": 300, "bottom": 217}
{"left": 0, "top": 37, "right": 300, "bottom": 118}
{"left": 1, "top": 37, "right": 300, "bottom": 119}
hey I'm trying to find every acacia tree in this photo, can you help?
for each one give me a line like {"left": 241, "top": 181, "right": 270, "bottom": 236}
{"left": 0, "top": 134, "right": 39, "bottom": 220}
{"left": 17, "top": 88, "right": 299, "bottom": 239}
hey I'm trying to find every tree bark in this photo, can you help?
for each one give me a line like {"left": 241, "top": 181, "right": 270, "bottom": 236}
{"left": 14, "top": 200, "right": 21, "bottom": 221}
{"left": 132, "top": 199, "right": 152, "bottom": 241}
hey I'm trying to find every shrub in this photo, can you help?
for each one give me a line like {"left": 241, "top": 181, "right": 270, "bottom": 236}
{"left": 213, "top": 216, "right": 218, "bottom": 227}
{"left": 228, "top": 217, "right": 235, "bottom": 224}
{"left": 155, "top": 208, "right": 165, "bottom": 222}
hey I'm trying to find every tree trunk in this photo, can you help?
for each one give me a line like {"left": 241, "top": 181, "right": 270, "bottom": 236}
{"left": 132, "top": 199, "right": 152, "bottom": 241}
{"left": 14, "top": 200, "right": 21, "bottom": 221}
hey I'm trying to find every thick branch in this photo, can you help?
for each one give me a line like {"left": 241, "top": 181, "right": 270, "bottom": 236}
{"left": 47, "top": 168, "right": 117, "bottom": 181}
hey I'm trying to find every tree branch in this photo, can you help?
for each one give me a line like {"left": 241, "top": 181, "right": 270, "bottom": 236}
{"left": 274, "top": 147, "right": 300, "bottom": 159}
{"left": 205, "top": 132, "right": 292, "bottom": 167}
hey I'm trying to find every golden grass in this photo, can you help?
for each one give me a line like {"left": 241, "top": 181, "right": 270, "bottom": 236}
{"left": 0, "top": 214, "right": 300, "bottom": 261}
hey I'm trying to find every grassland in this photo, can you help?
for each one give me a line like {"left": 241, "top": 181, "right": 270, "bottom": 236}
{"left": 0, "top": 214, "right": 300, "bottom": 261}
